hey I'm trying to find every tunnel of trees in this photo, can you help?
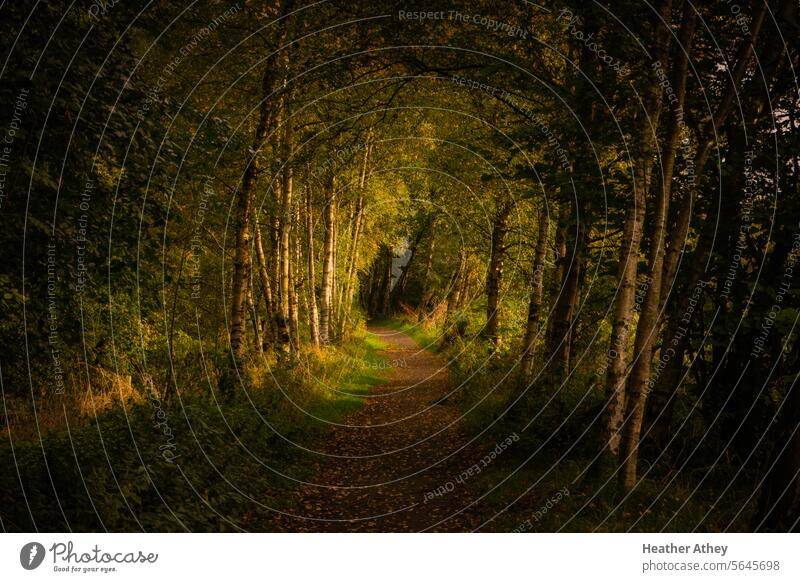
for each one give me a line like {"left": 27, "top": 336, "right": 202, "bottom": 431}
{"left": 1, "top": 0, "right": 798, "bottom": 532}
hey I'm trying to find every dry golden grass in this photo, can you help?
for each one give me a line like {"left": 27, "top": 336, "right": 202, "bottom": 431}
{"left": 2, "top": 365, "right": 147, "bottom": 442}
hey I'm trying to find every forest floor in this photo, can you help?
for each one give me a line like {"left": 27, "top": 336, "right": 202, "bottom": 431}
{"left": 269, "top": 324, "right": 516, "bottom": 532}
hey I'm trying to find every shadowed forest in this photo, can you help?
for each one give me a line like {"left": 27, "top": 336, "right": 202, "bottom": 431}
{"left": 1, "top": 0, "right": 799, "bottom": 532}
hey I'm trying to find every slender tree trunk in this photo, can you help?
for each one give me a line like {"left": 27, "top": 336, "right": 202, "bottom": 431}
{"left": 598, "top": 0, "right": 673, "bottom": 458}
{"left": 229, "top": 179, "right": 255, "bottom": 361}
{"left": 547, "top": 200, "right": 586, "bottom": 380}
{"left": 381, "top": 245, "right": 393, "bottom": 316}
{"left": 343, "top": 195, "right": 365, "bottom": 316}
{"left": 618, "top": 5, "right": 696, "bottom": 491}
{"left": 271, "top": 200, "right": 281, "bottom": 326}
{"left": 392, "top": 215, "right": 429, "bottom": 307}
{"left": 254, "top": 219, "right": 275, "bottom": 347}
{"left": 247, "top": 287, "right": 261, "bottom": 353}
{"left": 229, "top": 0, "right": 292, "bottom": 362}
{"left": 289, "top": 205, "right": 301, "bottom": 348}
{"left": 486, "top": 203, "right": 511, "bottom": 343}
{"left": 522, "top": 207, "right": 550, "bottom": 375}
{"left": 277, "top": 84, "right": 295, "bottom": 352}
{"left": 367, "top": 246, "right": 389, "bottom": 317}
{"left": 456, "top": 259, "right": 472, "bottom": 312}
{"left": 445, "top": 250, "right": 466, "bottom": 323}
{"left": 602, "top": 199, "right": 644, "bottom": 454}
{"left": 305, "top": 186, "right": 320, "bottom": 347}
{"left": 320, "top": 176, "right": 337, "bottom": 343}
{"left": 647, "top": 2, "right": 770, "bottom": 451}
{"left": 546, "top": 210, "right": 567, "bottom": 352}
{"left": 230, "top": 103, "right": 269, "bottom": 360}
{"left": 647, "top": 122, "right": 743, "bottom": 451}
{"left": 339, "top": 142, "right": 371, "bottom": 331}
{"left": 335, "top": 200, "right": 354, "bottom": 323}
{"left": 548, "top": 236, "right": 581, "bottom": 377}
{"left": 330, "top": 189, "right": 339, "bottom": 338}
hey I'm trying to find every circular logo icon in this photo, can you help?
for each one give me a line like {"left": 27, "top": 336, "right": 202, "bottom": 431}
{"left": 20, "top": 542, "right": 46, "bottom": 570}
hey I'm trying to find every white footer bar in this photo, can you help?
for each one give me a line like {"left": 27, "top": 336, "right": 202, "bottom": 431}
{"left": 2, "top": 533, "right": 797, "bottom": 581}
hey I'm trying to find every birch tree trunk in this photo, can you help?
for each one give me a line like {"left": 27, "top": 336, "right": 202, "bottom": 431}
{"left": 601, "top": 0, "right": 672, "bottom": 457}
{"left": 340, "top": 140, "right": 371, "bottom": 328}
{"left": 618, "top": 5, "right": 696, "bottom": 491}
{"left": 289, "top": 205, "right": 301, "bottom": 348}
{"left": 305, "top": 186, "right": 320, "bottom": 347}
{"left": 277, "top": 84, "right": 294, "bottom": 352}
{"left": 392, "top": 214, "right": 430, "bottom": 308}
{"left": 229, "top": 0, "right": 292, "bottom": 362}
{"left": 522, "top": 207, "right": 550, "bottom": 376}
{"left": 647, "top": 3, "right": 769, "bottom": 452}
{"left": 320, "top": 176, "right": 336, "bottom": 344}
{"left": 254, "top": 218, "right": 275, "bottom": 348}
{"left": 230, "top": 85, "right": 274, "bottom": 360}
{"left": 445, "top": 250, "right": 466, "bottom": 325}
{"left": 381, "top": 244, "right": 393, "bottom": 316}
{"left": 247, "top": 287, "right": 261, "bottom": 353}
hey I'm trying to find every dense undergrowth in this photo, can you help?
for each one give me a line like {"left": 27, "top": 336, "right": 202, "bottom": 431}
{"left": 0, "top": 331, "right": 386, "bottom": 532}
{"left": 389, "top": 313, "right": 758, "bottom": 532}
